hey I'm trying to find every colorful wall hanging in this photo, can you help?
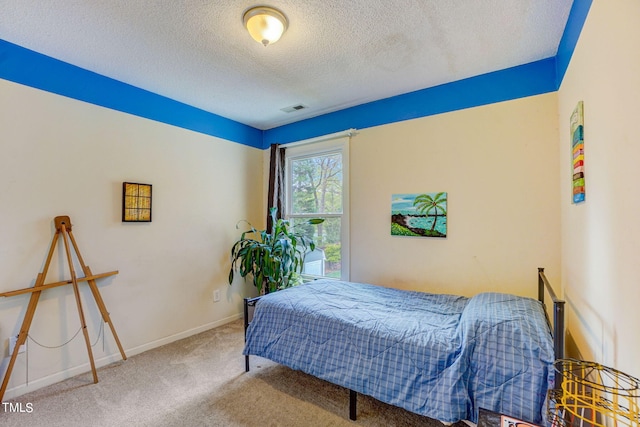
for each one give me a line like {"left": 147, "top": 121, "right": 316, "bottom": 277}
{"left": 571, "top": 101, "right": 585, "bottom": 203}
{"left": 391, "top": 192, "right": 447, "bottom": 238}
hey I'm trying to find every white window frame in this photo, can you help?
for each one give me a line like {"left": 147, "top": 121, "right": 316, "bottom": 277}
{"left": 284, "top": 134, "right": 350, "bottom": 281}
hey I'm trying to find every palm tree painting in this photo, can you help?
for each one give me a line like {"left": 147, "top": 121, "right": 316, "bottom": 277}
{"left": 391, "top": 192, "right": 447, "bottom": 238}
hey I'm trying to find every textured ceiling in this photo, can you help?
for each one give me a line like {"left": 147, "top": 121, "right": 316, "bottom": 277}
{"left": 0, "top": 0, "right": 573, "bottom": 130}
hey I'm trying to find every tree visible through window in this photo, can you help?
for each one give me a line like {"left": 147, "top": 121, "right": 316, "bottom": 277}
{"left": 286, "top": 138, "right": 349, "bottom": 280}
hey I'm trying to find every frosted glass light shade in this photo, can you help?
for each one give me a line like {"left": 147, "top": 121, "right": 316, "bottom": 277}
{"left": 243, "top": 6, "right": 288, "bottom": 46}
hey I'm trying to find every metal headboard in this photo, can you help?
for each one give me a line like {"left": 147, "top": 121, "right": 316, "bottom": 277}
{"left": 538, "top": 267, "right": 565, "bottom": 362}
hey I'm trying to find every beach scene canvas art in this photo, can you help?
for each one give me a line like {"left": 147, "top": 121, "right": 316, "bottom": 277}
{"left": 391, "top": 192, "right": 447, "bottom": 238}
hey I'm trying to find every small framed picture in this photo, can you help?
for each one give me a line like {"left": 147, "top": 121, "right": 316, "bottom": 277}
{"left": 122, "top": 182, "right": 152, "bottom": 222}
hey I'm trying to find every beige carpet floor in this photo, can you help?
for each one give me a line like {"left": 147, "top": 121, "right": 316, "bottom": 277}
{"left": 0, "top": 319, "right": 466, "bottom": 427}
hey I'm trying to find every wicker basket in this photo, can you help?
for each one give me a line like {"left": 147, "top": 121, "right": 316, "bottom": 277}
{"left": 548, "top": 359, "right": 640, "bottom": 427}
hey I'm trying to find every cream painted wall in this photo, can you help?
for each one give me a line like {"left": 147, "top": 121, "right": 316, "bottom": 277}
{"left": 0, "top": 79, "right": 263, "bottom": 398}
{"left": 558, "top": 0, "right": 640, "bottom": 379}
{"left": 350, "top": 93, "right": 561, "bottom": 298}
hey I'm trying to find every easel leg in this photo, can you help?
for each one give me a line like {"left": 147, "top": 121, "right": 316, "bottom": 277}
{"left": 84, "top": 267, "right": 127, "bottom": 360}
{"left": 60, "top": 224, "right": 98, "bottom": 383}
{"left": 0, "top": 277, "right": 43, "bottom": 401}
{"left": 1, "top": 231, "right": 60, "bottom": 402}
{"left": 67, "top": 230, "right": 127, "bottom": 361}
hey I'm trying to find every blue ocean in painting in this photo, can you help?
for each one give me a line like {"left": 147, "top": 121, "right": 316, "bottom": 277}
{"left": 406, "top": 215, "right": 447, "bottom": 235}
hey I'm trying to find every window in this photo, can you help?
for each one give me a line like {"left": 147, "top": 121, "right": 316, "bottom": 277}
{"left": 285, "top": 136, "right": 349, "bottom": 281}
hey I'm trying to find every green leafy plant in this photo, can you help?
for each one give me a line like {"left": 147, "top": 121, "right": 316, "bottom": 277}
{"left": 228, "top": 207, "right": 324, "bottom": 294}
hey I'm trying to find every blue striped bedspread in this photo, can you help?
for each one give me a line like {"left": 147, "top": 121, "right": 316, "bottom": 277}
{"left": 243, "top": 279, "right": 554, "bottom": 424}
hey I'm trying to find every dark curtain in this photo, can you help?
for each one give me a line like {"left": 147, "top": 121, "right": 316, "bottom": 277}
{"left": 266, "top": 143, "right": 286, "bottom": 231}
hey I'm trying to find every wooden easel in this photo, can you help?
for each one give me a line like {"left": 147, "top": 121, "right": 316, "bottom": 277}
{"left": 0, "top": 216, "right": 127, "bottom": 401}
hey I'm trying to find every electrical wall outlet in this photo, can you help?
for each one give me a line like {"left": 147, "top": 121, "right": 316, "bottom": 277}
{"left": 9, "top": 336, "right": 25, "bottom": 354}
{"left": 213, "top": 289, "right": 221, "bottom": 302}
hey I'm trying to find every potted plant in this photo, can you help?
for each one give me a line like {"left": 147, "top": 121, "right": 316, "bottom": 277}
{"left": 228, "top": 207, "right": 324, "bottom": 294}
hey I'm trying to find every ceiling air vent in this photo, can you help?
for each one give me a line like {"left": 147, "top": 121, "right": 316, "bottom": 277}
{"left": 280, "top": 104, "right": 307, "bottom": 113}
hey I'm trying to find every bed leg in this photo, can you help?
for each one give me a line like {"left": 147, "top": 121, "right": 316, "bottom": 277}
{"left": 349, "top": 389, "right": 357, "bottom": 421}
{"left": 243, "top": 297, "right": 260, "bottom": 373}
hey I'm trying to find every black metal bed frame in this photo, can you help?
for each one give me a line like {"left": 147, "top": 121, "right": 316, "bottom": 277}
{"left": 243, "top": 296, "right": 261, "bottom": 373}
{"left": 243, "top": 268, "right": 566, "bottom": 421}
{"left": 538, "top": 267, "right": 565, "bottom": 362}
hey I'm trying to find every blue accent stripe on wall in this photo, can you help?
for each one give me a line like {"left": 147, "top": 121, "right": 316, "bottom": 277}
{"left": 0, "top": 39, "right": 263, "bottom": 148}
{"left": 556, "top": 0, "right": 593, "bottom": 88}
{"left": 263, "top": 58, "right": 558, "bottom": 147}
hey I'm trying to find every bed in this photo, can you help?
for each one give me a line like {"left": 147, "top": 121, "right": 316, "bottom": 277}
{"left": 243, "top": 268, "right": 564, "bottom": 425}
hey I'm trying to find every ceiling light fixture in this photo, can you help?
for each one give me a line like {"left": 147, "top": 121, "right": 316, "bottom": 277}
{"left": 243, "top": 6, "right": 288, "bottom": 47}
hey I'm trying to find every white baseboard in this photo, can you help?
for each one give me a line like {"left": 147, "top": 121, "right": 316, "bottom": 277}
{"left": 2, "top": 313, "right": 242, "bottom": 400}
{"left": 124, "top": 312, "right": 242, "bottom": 358}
